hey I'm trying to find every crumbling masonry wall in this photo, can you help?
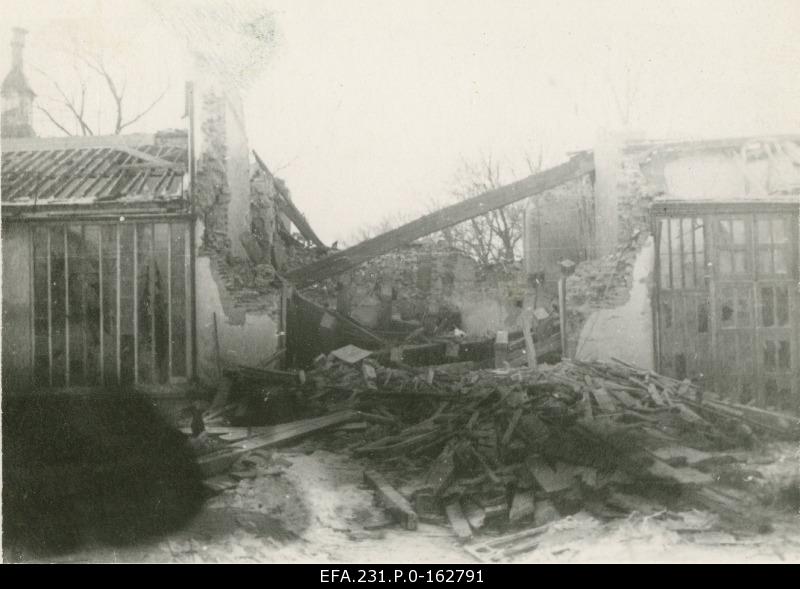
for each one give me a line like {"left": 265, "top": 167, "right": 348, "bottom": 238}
{"left": 193, "top": 84, "right": 282, "bottom": 385}
{"left": 565, "top": 147, "right": 662, "bottom": 366}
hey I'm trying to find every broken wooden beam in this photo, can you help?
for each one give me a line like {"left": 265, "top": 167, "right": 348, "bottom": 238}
{"left": 197, "top": 410, "right": 359, "bottom": 477}
{"left": 253, "top": 150, "right": 327, "bottom": 249}
{"left": 286, "top": 152, "right": 594, "bottom": 287}
{"left": 363, "top": 470, "right": 419, "bottom": 531}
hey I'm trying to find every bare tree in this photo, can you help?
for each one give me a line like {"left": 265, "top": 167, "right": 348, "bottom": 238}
{"left": 436, "top": 154, "right": 534, "bottom": 267}
{"left": 34, "top": 46, "right": 169, "bottom": 137}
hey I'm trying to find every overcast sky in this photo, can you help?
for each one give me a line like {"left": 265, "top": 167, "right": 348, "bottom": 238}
{"left": 3, "top": 0, "right": 799, "bottom": 244}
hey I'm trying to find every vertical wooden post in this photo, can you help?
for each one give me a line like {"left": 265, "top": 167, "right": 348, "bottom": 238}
{"left": 558, "top": 259, "right": 575, "bottom": 359}
{"left": 494, "top": 330, "right": 509, "bottom": 368}
{"left": 522, "top": 310, "right": 537, "bottom": 369}
{"left": 558, "top": 278, "right": 567, "bottom": 359}
{"left": 279, "top": 285, "right": 292, "bottom": 368}
{"left": 213, "top": 311, "right": 222, "bottom": 381}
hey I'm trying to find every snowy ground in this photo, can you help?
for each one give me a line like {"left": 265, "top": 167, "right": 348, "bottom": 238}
{"left": 15, "top": 442, "right": 800, "bottom": 564}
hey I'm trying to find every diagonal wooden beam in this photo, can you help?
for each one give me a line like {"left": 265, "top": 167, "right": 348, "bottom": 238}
{"left": 253, "top": 150, "right": 327, "bottom": 249}
{"left": 286, "top": 151, "right": 594, "bottom": 288}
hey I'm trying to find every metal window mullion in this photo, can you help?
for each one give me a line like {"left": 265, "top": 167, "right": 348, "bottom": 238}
{"left": 46, "top": 230, "right": 53, "bottom": 386}
{"left": 167, "top": 225, "right": 173, "bottom": 381}
{"left": 691, "top": 218, "right": 698, "bottom": 289}
{"left": 81, "top": 226, "right": 89, "bottom": 382}
{"left": 150, "top": 225, "right": 156, "bottom": 383}
{"left": 667, "top": 218, "right": 673, "bottom": 290}
{"left": 133, "top": 227, "right": 139, "bottom": 385}
{"left": 64, "top": 227, "right": 70, "bottom": 386}
{"left": 185, "top": 224, "right": 192, "bottom": 378}
{"left": 28, "top": 226, "right": 35, "bottom": 386}
{"left": 116, "top": 226, "right": 121, "bottom": 385}
{"left": 99, "top": 229, "right": 104, "bottom": 383}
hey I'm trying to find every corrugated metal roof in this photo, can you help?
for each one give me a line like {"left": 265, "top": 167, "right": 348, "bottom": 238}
{"left": 1, "top": 133, "right": 188, "bottom": 206}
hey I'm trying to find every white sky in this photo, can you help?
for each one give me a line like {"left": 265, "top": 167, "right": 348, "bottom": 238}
{"left": 2, "top": 0, "right": 800, "bottom": 244}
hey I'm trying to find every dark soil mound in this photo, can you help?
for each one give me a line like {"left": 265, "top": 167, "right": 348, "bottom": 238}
{"left": 2, "top": 391, "right": 207, "bottom": 558}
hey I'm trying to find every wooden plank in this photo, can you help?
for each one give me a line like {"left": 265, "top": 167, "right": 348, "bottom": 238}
{"left": 526, "top": 457, "right": 578, "bottom": 495}
{"left": 533, "top": 499, "right": 561, "bottom": 527}
{"left": 364, "top": 470, "right": 419, "bottom": 531}
{"left": 286, "top": 152, "right": 594, "bottom": 287}
{"left": 425, "top": 443, "right": 456, "bottom": 496}
{"left": 294, "top": 291, "right": 386, "bottom": 347}
{"left": 592, "top": 386, "right": 617, "bottom": 413}
{"left": 253, "top": 151, "right": 326, "bottom": 249}
{"left": 646, "top": 459, "right": 713, "bottom": 485}
{"left": 651, "top": 445, "right": 714, "bottom": 466}
{"left": 509, "top": 490, "right": 536, "bottom": 523}
{"left": 445, "top": 501, "right": 473, "bottom": 542}
{"left": 463, "top": 499, "right": 486, "bottom": 531}
{"left": 521, "top": 311, "right": 537, "bottom": 369}
{"left": 197, "top": 410, "right": 359, "bottom": 477}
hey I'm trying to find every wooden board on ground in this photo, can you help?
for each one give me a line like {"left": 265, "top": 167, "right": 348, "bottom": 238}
{"left": 509, "top": 490, "right": 536, "bottom": 523}
{"left": 331, "top": 344, "right": 372, "bottom": 364}
{"left": 526, "top": 457, "right": 578, "bottom": 495}
{"left": 445, "top": 501, "right": 473, "bottom": 542}
{"left": 197, "top": 410, "right": 360, "bottom": 477}
{"left": 647, "top": 459, "right": 714, "bottom": 485}
{"left": 651, "top": 445, "right": 715, "bottom": 466}
{"left": 364, "top": 470, "right": 419, "bottom": 531}
{"left": 592, "top": 387, "right": 617, "bottom": 413}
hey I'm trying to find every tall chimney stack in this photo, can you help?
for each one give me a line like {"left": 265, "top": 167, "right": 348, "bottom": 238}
{"left": 2, "top": 26, "right": 36, "bottom": 138}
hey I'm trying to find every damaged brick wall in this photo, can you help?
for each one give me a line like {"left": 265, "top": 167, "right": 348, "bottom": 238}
{"left": 311, "top": 241, "right": 530, "bottom": 337}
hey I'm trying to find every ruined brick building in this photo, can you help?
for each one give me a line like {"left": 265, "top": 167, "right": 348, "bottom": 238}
{"left": 526, "top": 131, "right": 800, "bottom": 411}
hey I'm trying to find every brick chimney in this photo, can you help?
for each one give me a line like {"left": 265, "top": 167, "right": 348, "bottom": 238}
{"left": 1, "top": 27, "right": 36, "bottom": 138}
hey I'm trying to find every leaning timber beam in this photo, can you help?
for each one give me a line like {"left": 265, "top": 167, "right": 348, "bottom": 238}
{"left": 253, "top": 150, "right": 328, "bottom": 250}
{"left": 286, "top": 151, "right": 594, "bottom": 287}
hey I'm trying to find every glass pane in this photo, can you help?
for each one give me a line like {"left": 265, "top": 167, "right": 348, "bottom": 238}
{"left": 757, "top": 219, "right": 771, "bottom": 245}
{"left": 170, "top": 224, "right": 187, "bottom": 378}
{"left": 659, "top": 220, "right": 670, "bottom": 289}
{"left": 681, "top": 218, "right": 694, "bottom": 288}
{"left": 720, "top": 287, "right": 734, "bottom": 328}
{"left": 757, "top": 248, "right": 773, "bottom": 274}
{"left": 32, "top": 227, "right": 50, "bottom": 386}
{"left": 736, "top": 288, "right": 751, "bottom": 327}
{"left": 761, "top": 287, "right": 774, "bottom": 327}
{"left": 697, "top": 299, "right": 708, "bottom": 333}
{"left": 50, "top": 226, "right": 66, "bottom": 387}
{"left": 670, "top": 220, "right": 683, "bottom": 289}
{"left": 719, "top": 251, "right": 732, "bottom": 275}
{"left": 662, "top": 301, "right": 672, "bottom": 329}
{"left": 137, "top": 224, "right": 154, "bottom": 383}
{"left": 733, "top": 251, "right": 747, "bottom": 274}
{"left": 778, "top": 341, "right": 791, "bottom": 370}
{"left": 732, "top": 220, "right": 746, "bottom": 244}
{"left": 154, "top": 224, "right": 170, "bottom": 384}
{"left": 101, "top": 225, "right": 118, "bottom": 385}
{"left": 774, "top": 247, "right": 788, "bottom": 274}
{"left": 764, "top": 340, "right": 776, "bottom": 369}
{"left": 693, "top": 218, "right": 705, "bottom": 276}
{"left": 119, "top": 225, "right": 136, "bottom": 384}
{"left": 83, "top": 226, "right": 101, "bottom": 386}
{"left": 776, "top": 287, "right": 789, "bottom": 326}
{"left": 773, "top": 219, "right": 788, "bottom": 243}
{"left": 718, "top": 220, "right": 732, "bottom": 245}
{"left": 67, "top": 226, "right": 85, "bottom": 385}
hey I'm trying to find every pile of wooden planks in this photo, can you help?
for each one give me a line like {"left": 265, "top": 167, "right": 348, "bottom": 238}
{"left": 302, "top": 356, "right": 800, "bottom": 544}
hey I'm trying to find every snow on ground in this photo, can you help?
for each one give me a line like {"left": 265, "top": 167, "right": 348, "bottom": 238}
{"left": 21, "top": 442, "right": 800, "bottom": 563}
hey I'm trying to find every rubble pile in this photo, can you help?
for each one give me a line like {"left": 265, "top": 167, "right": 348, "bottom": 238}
{"left": 194, "top": 354, "right": 800, "bottom": 560}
